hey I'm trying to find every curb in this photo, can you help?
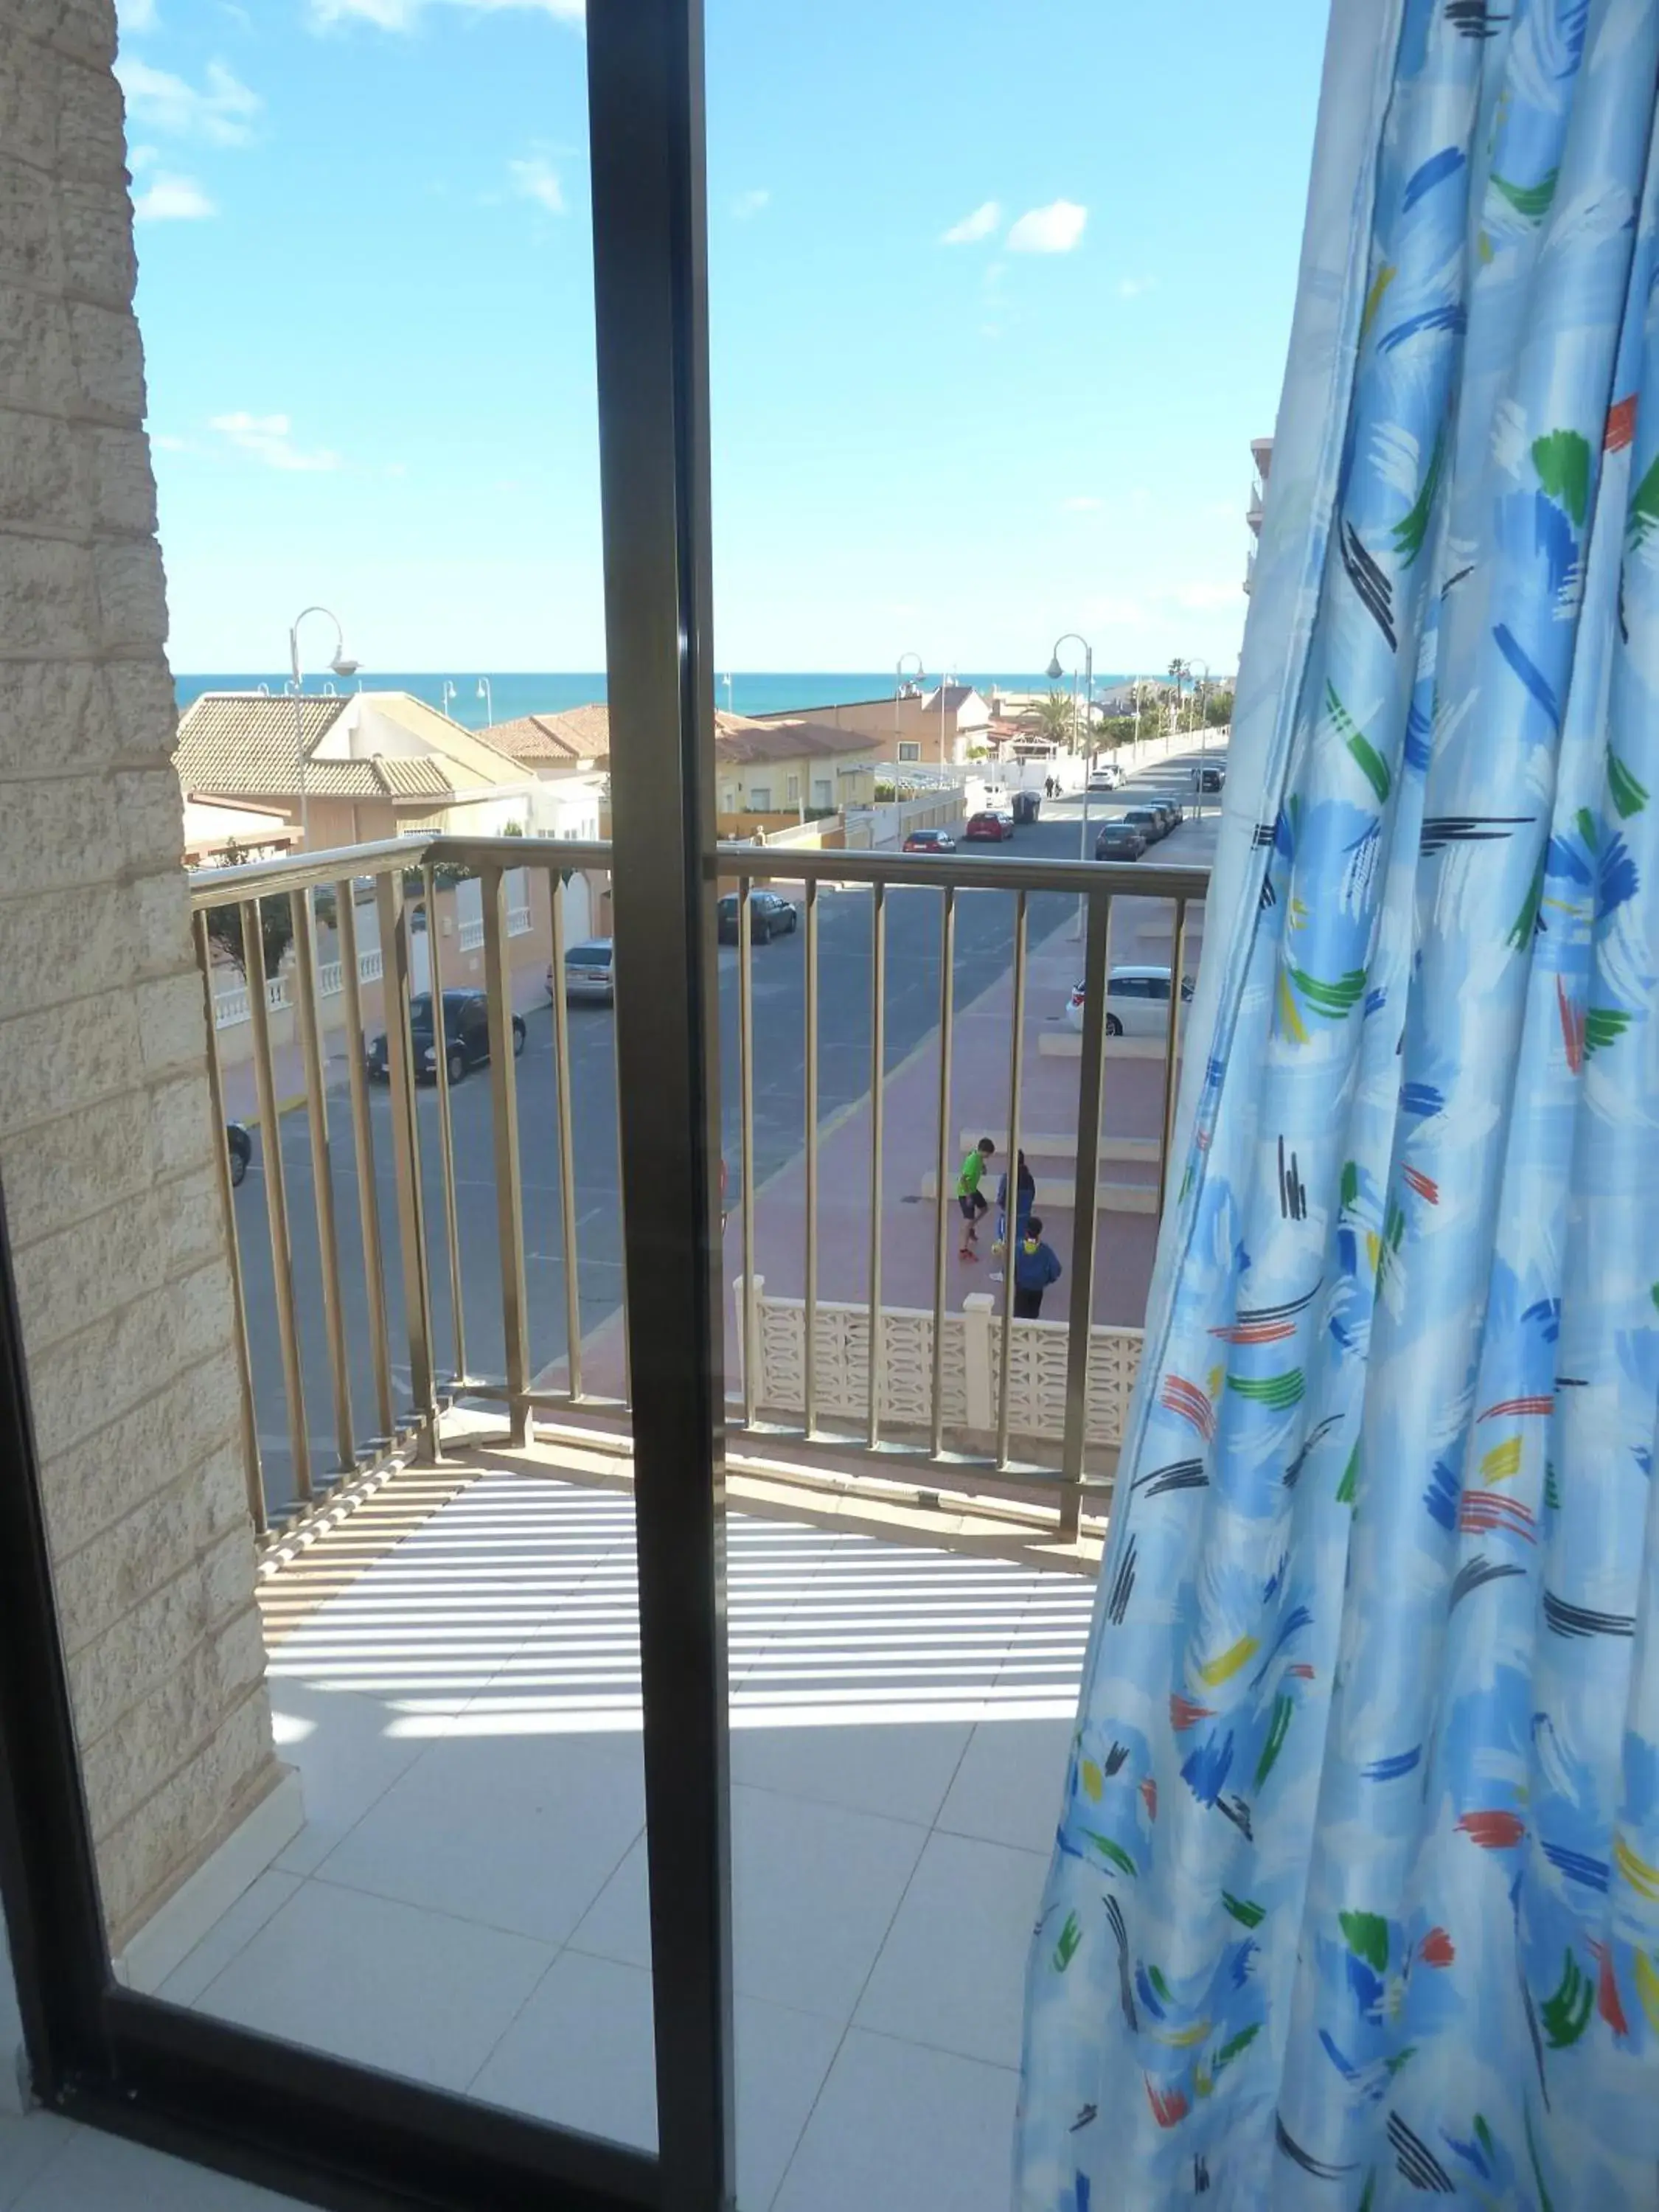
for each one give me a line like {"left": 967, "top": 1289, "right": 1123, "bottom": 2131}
{"left": 241, "top": 1093, "right": 308, "bottom": 1130}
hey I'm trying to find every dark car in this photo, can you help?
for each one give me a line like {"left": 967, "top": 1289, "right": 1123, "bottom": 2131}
{"left": 964, "top": 810, "right": 1014, "bottom": 842}
{"left": 1094, "top": 823, "right": 1147, "bottom": 860}
{"left": 226, "top": 1122, "right": 251, "bottom": 1189}
{"left": 1012, "top": 790, "right": 1041, "bottom": 824}
{"left": 717, "top": 890, "right": 799, "bottom": 944}
{"left": 1121, "top": 807, "right": 1166, "bottom": 844}
{"left": 1196, "top": 764, "right": 1225, "bottom": 793}
{"left": 367, "top": 990, "right": 526, "bottom": 1085}
{"left": 902, "top": 827, "right": 956, "bottom": 853}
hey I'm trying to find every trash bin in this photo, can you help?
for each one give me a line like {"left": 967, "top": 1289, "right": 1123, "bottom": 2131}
{"left": 1012, "top": 790, "right": 1041, "bottom": 824}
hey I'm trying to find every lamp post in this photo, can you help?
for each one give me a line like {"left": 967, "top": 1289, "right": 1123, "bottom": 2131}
{"left": 289, "top": 605, "right": 359, "bottom": 853}
{"left": 894, "top": 651, "right": 925, "bottom": 774}
{"left": 476, "top": 676, "right": 493, "bottom": 727}
{"left": 1190, "top": 656, "right": 1212, "bottom": 816}
{"left": 441, "top": 679, "right": 457, "bottom": 718}
{"left": 1047, "top": 633, "right": 1093, "bottom": 939}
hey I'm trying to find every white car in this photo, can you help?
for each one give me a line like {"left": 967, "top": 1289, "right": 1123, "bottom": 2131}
{"left": 1086, "top": 765, "right": 1122, "bottom": 792}
{"left": 1065, "top": 963, "right": 1196, "bottom": 1038}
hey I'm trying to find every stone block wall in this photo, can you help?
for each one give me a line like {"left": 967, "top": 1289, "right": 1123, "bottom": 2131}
{"left": 0, "top": 0, "right": 285, "bottom": 1947}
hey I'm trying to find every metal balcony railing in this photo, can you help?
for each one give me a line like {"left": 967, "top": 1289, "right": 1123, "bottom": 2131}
{"left": 191, "top": 833, "right": 1208, "bottom": 1546}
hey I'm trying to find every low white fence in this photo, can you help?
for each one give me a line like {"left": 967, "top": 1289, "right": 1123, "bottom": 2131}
{"left": 213, "top": 947, "right": 383, "bottom": 1031}
{"left": 735, "top": 1277, "right": 1144, "bottom": 1447}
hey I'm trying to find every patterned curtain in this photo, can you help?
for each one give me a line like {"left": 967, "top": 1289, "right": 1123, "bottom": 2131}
{"left": 1018, "top": 1, "right": 1659, "bottom": 2205}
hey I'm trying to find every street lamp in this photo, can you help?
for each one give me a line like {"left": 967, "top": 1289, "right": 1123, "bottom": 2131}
{"left": 441, "top": 679, "right": 457, "bottom": 717}
{"left": 476, "top": 675, "right": 494, "bottom": 726}
{"left": 894, "top": 651, "right": 925, "bottom": 762}
{"left": 1047, "top": 633, "right": 1093, "bottom": 939}
{"left": 1189, "top": 656, "right": 1213, "bottom": 815}
{"left": 289, "top": 605, "right": 358, "bottom": 852}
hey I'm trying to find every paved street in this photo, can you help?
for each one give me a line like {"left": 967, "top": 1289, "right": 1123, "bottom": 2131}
{"left": 232, "top": 745, "right": 1224, "bottom": 1514}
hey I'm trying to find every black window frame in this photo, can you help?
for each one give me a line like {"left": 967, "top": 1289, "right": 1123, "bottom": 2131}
{"left": 0, "top": 3, "right": 736, "bottom": 2208}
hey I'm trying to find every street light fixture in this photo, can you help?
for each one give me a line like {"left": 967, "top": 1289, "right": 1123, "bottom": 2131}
{"left": 289, "top": 605, "right": 358, "bottom": 853}
{"left": 476, "top": 675, "right": 494, "bottom": 726}
{"left": 1048, "top": 633, "right": 1093, "bottom": 939}
{"left": 441, "top": 680, "right": 458, "bottom": 717}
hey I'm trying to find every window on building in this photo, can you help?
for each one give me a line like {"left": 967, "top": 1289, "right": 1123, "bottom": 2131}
{"left": 897, "top": 741, "right": 921, "bottom": 762}
{"left": 786, "top": 774, "right": 800, "bottom": 803}
{"left": 749, "top": 784, "right": 771, "bottom": 810}
{"left": 813, "top": 778, "right": 832, "bottom": 808}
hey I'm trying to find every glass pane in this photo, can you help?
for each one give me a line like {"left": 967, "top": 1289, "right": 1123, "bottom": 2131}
{"left": 31, "top": 0, "right": 658, "bottom": 2159}
{"left": 703, "top": 0, "right": 1324, "bottom": 2198}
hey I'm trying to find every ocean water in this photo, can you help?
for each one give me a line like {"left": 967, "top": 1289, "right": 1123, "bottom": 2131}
{"left": 173, "top": 669, "right": 1146, "bottom": 731}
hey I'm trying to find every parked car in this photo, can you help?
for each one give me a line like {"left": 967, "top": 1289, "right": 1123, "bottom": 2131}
{"left": 1012, "top": 790, "right": 1041, "bottom": 824}
{"left": 366, "top": 990, "right": 526, "bottom": 1084}
{"left": 1065, "top": 964, "right": 1196, "bottom": 1037}
{"left": 1093, "top": 821, "right": 1147, "bottom": 861}
{"left": 226, "top": 1122, "right": 251, "bottom": 1189}
{"left": 1121, "top": 807, "right": 1166, "bottom": 844}
{"left": 964, "top": 810, "right": 1015, "bottom": 843}
{"left": 562, "top": 939, "right": 616, "bottom": 1003}
{"left": 717, "top": 890, "right": 799, "bottom": 944}
{"left": 902, "top": 827, "right": 956, "bottom": 853}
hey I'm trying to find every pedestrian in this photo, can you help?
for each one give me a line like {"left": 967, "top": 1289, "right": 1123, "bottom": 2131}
{"left": 1013, "top": 1214, "right": 1063, "bottom": 1318}
{"left": 956, "top": 1135, "right": 996, "bottom": 1259}
{"left": 992, "top": 1150, "right": 1036, "bottom": 1270}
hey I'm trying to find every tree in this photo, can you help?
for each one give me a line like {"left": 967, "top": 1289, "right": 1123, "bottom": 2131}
{"left": 1032, "top": 691, "right": 1077, "bottom": 749}
{"left": 1205, "top": 689, "right": 1234, "bottom": 727}
{"left": 1166, "top": 658, "right": 1192, "bottom": 733}
{"left": 201, "top": 837, "right": 293, "bottom": 983}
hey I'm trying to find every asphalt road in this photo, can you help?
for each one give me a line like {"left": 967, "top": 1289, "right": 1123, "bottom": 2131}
{"left": 233, "top": 751, "right": 1222, "bottom": 1516}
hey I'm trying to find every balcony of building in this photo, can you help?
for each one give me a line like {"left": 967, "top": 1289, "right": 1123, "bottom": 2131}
{"left": 24, "top": 783, "right": 1208, "bottom": 2208}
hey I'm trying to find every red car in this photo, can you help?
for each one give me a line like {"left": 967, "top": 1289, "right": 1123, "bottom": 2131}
{"left": 903, "top": 827, "right": 956, "bottom": 853}
{"left": 964, "top": 810, "right": 1015, "bottom": 842}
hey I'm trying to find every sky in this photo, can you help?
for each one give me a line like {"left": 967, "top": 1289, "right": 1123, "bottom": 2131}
{"left": 116, "top": 0, "right": 1331, "bottom": 676}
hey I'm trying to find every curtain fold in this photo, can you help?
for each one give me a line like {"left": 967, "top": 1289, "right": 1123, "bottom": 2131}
{"left": 1018, "top": 1, "right": 1659, "bottom": 2205}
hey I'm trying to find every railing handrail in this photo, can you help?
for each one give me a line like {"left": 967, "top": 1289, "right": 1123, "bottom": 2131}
{"left": 187, "top": 830, "right": 1212, "bottom": 911}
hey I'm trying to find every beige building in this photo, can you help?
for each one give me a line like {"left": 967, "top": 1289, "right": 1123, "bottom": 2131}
{"left": 479, "top": 701, "right": 612, "bottom": 777}
{"left": 713, "top": 716, "right": 880, "bottom": 816}
{"left": 750, "top": 683, "right": 991, "bottom": 766}
{"left": 173, "top": 689, "right": 542, "bottom": 851}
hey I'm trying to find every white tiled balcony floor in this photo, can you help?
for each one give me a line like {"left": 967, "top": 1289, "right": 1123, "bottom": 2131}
{"left": 161, "top": 1459, "right": 1096, "bottom": 2212}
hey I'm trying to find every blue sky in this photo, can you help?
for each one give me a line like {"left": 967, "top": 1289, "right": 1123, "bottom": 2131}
{"left": 116, "top": 0, "right": 1329, "bottom": 675}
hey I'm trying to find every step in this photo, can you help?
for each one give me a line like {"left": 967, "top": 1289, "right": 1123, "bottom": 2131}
{"left": 919, "top": 1169, "right": 1158, "bottom": 1214}
{"left": 956, "top": 1127, "right": 1161, "bottom": 1165}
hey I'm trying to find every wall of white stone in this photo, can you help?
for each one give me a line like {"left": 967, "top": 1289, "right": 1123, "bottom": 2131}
{"left": 0, "top": 0, "right": 285, "bottom": 1949}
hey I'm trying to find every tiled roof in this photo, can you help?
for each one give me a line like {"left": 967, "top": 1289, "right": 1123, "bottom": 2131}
{"left": 173, "top": 692, "right": 454, "bottom": 800}
{"left": 482, "top": 704, "right": 611, "bottom": 765}
{"left": 712, "top": 716, "right": 879, "bottom": 767}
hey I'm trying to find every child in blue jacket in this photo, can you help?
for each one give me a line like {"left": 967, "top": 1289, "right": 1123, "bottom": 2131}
{"left": 1013, "top": 1216, "right": 1062, "bottom": 1319}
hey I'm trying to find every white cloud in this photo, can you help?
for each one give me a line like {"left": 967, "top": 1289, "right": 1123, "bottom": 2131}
{"left": 732, "top": 187, "right": 770, "bottom": 220}
{"left": 209, "top": 413, "right": 341, "bottom": 472}
{"left": 152, "top": 432, "right": 191, "bottom": 451}
{"left": 1117, "top": 276, "right": 1155, "bottom": 299}
{"left": 133, "top": 173, "right": 215, "bottom": 221}
{"left": 509, "top": 154, "right": 564, "bottom": 214}
{"left": 118, "top": 0, "right": 159, "bottom": 28}
{"left": 116, "top": 57, "right": 260, "bottom": 146}
{"left": 942, "top": 200, "right": 1000, "bottom": 246}
{"left": 309, "top": 0, "right": 582, "bottom": 25}
{"left": 1006, "top": 199, "right": 1087, "bottom": 254}
{"left": 1063, "top": 496, "right": 1103, "bottom": 512}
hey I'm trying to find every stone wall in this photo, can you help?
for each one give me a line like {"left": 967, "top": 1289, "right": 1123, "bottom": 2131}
{"left": 0, "top": 0, "right": 285, "bottom": 1948}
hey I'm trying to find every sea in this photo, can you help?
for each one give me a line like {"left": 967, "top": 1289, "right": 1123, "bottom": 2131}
{"left": 173, "top": 669, "right": 1147, "bottom": 731}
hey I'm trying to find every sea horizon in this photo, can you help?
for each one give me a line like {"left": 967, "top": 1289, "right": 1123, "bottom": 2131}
{"left": 173, "top": 668, "right": 1161, "bottom": 731}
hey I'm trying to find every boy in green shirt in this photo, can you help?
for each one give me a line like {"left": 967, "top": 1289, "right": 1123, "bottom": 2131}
{"left": 956, "top": 1136, "right": 996, "bottom": 1260}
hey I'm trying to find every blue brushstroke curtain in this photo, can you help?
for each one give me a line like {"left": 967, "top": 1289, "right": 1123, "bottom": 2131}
{"left": 1018, "top": 0, "right": 1659, "bottom": 2204}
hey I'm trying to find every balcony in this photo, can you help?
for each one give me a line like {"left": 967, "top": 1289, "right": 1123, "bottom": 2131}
{"left": 142, "top": 782, "right": 1213, "bottom": 2206}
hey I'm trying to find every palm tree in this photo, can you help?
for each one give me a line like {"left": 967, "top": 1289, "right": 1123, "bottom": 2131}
{"left": 1033, "top": 691, "right": 1077, "bottom": 749}
{"left": 1166, "top": 657, "right": 1191, "bottom": 734}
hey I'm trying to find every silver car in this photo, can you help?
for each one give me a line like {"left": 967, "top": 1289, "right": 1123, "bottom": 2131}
{"left": 562, "top": 939, "right": 615, "bottom": 1004}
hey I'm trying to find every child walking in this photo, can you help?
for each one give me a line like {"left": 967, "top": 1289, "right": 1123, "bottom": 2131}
{"left": 956, "top": 1136, "right": 995, "bottom": 1259}
{"left": 992, "top": 1149, "right": 1037, "bottom": 1273}
{"left": 1013, "top": 1215, "right": 1063, "bottom": 1318}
